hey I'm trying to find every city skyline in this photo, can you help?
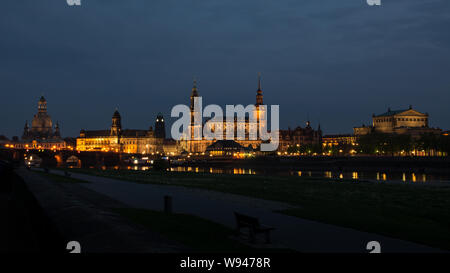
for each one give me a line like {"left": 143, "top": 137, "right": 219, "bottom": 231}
{"left": 1, "top": 0, "right": 450, "bottom": 137}
{"left": 2, "top": 89, "right": 445, "bottom": 140}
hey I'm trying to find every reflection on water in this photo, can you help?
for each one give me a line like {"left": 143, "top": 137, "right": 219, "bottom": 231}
{"left": 122, "top": 165, "right": 449, "bottom": 183}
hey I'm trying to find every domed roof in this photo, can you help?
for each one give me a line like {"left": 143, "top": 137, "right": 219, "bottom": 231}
{"left": 32, "top": 113, "right": 52, "bottom": 129}
{"left": 39, "top": 96, "right": 46, "bottom": 102}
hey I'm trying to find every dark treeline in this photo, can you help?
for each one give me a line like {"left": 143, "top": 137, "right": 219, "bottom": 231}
{"left": 287, "top": 133, "right": 450, "bottom": 156}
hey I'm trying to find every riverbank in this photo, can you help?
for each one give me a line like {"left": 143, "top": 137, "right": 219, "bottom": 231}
{"left": 181, "top": 156, "right": 450, "bottom": 175}
{"left": 59, "top": 167, "right": 450, "bottom": 250}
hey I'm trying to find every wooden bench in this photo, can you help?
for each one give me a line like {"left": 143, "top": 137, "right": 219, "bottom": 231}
{"left": 234, "top": 212, "right": 275, "bottom": 244}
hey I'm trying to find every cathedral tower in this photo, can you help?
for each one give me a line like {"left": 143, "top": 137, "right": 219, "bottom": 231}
{"left": 190, "top": 78, "right": 199, "bottom": 112}
{"left": 189, "top": 79, "right": 202, "bottom": 140}
{"left": 254, "top": 73, "right": 266, "bottom": 139}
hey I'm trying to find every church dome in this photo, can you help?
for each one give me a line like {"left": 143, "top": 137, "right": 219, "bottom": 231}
{"left": 31, "top": 113, "right": 53, "bottom": 130}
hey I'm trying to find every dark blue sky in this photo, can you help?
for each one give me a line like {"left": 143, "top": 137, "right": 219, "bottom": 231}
{"left": 1, "top": 0, "right": 449, "bottom": 138}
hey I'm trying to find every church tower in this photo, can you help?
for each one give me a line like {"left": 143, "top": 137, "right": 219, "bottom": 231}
{"left": 190, "top": 79, "right": 199, "bottom": 113}
{"left": 110, "top": 109, "right": 122, "bottom": 136}
{"left": 189, "top": 79, "right": 201, "bottom": 140}
{"left": 256, "top": 73, "right": 263, "bottom": 106}
{"left": 155, "top": 112, "right": 166, "bottom": 139}
{"left": 254, "top": 73, "right": 266, "bottom": 139}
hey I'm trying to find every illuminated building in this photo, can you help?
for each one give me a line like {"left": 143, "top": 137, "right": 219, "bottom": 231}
{"left": 7, "top": 96, "right": 67, "bottom": 150}
{"left": 354, "top": 106, "right": 442, "bottom": 136}
{"left": 76, "top": 109, "right": 174, "bottom": 154}
{"left": 180, "top": 76, "right": 265, "bottom": 153}
{"left": 278, "top": 122, "right": 322, "bottom": 152}
{"left": 322, "top": 134, "right": 357, "bottom": 147}
{"left": 205, "top": 140, "right": 254, "bottom": 157}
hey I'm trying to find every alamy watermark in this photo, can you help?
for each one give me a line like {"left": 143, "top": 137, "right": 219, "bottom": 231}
{"left": 170, "top": 97, "right": 279, "bottom": 152}
{"left": 367, "top": 0, "right": 381, "bottom": 6}
{"left": 66, "top": 0, "right": 81, "bottom": 6}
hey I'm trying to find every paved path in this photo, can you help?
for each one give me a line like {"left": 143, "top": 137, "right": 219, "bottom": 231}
{"left": 54, "top": 170, "right": 441, "bottom": 253}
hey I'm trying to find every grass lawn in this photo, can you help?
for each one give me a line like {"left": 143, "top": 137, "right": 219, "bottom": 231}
{"left": 112, "top": 207, "right": 292, "bottom": 253}
{"left": 35, "top": 171, "right": 90, "bottom": 184}
{"left": 62, "top": 168, "right": 450, "bottom": 250}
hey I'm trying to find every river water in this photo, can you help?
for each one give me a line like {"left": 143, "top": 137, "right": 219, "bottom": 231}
{"left": 126, "top": 165, "right": 450, "bottom": 183}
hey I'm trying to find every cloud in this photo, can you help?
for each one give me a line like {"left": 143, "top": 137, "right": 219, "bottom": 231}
{"left": 0, "top": 0, "right": 449, "bottom": 137}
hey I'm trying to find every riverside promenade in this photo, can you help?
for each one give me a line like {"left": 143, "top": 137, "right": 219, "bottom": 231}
{"left": 39, "top": 169, "right": 442, "bottom": 253}
{"left": 14, "top": 168, "right": 185, "bottom": 253}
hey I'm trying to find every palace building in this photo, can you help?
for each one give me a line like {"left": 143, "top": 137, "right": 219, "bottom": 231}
{"left": 322, "top": 134, "right": 357, "bottom": 147}
{"left": 354, "top": 106, "right": 442, "bottom": 136}
{"left": 76, "top": 110, "right": 177, "bottom": 154}
{"left": 278, "top": 122, "right": 322, "bottom": 153}
{"left": 10, "top": 96, "right": 68, "bottom": 150}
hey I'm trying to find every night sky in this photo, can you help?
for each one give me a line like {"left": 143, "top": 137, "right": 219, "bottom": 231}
{"left": 1, "top": 0, "right": 449, "bottom": 138}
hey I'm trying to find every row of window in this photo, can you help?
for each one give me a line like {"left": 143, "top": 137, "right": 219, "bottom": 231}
{"left": 83, "top": 140, "right": 139, "bottom": 145}
{"left": 375, "top": 117, "right": 426, "bottom": 123}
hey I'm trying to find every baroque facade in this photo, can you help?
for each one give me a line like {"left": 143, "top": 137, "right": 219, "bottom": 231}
{"left": 179, "top": 77, "right": 266, "bottom": 153}
{"left": 76, "top": 110, "right": 177, "bottom": 154}
{"left": 278, "top": 122, "right": 322, "bottom": 152}
{"left": 354, "top": 106, "right": 442, "bottom": 136}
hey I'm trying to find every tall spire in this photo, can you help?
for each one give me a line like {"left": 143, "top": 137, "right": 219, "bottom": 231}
{"left": 190, "top": 77, "right": 199, "bottom": 111}
{"left": 256, "top": 72, "right": 263, "bottom": 106}
{"left": 257, "top": 72, "right": 261, "bottom": 91}
{"left": 191, "top": 77, "right": 199, "bottom": 97}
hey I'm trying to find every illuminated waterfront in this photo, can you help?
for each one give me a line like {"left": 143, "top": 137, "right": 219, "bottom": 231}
{"left": 121, "top": 165, "right": 450, "bottom": 183}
